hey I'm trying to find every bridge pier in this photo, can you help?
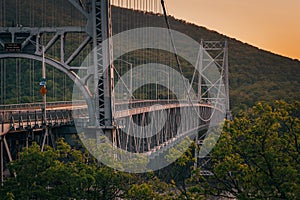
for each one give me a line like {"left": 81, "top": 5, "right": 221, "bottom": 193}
{"left": 41, "top": 128, "right": 49, "bottom": 152}
{"left": 111, "top": 129, "right": 117, "bottom": 148}
{"left": 194, "top": 136, "right": 198, "bottom": 170}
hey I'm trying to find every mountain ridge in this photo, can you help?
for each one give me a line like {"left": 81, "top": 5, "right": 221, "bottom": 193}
{"left": 171, "top": 16, "right": 300, "bottom": 61}
{"left": 126, "top": 10, "right": 300, "bottom": 113}
{"left": 0, "top": 2, "right": 299, "bottom": 113}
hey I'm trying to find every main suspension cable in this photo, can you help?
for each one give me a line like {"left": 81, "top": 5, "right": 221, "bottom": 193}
{"left": 160, "top": 0, "right": 218, "bottom": 122}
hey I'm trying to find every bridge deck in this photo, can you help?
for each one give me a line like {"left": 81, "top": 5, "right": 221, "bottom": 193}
{"left": 1, "top": 100, "right": 219, "bottom": 136}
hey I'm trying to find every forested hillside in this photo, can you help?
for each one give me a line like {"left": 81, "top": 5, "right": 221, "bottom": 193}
{"left": 1, "top": 3, "right": 300, "bottom": 199}
{"left": 0, "top": 2, "right": 299, "bottom": 114}
{"left": 113, "top": 7, "right": 300, "bottom": 113}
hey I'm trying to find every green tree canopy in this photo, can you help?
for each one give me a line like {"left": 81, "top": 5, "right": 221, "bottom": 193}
{"left": 0, "top": 139, "right": 179, "bottom": 199}
{"left": 205, "top": 101, "right": 300, "bottom": 199}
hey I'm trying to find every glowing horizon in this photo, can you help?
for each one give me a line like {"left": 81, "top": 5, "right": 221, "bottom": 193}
{"left": 166, "top": 0, "right": 300, "bottom": 60}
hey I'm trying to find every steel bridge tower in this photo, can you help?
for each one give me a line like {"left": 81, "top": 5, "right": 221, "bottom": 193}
{"left": 91, "top": 0, "right": 116, "bottom": 145}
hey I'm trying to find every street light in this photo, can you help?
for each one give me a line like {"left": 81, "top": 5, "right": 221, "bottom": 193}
{"left": 40, "top": 46, "right": 48, "bottom": 152}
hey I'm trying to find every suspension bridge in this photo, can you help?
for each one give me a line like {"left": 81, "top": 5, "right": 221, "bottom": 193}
{"left": 0, "top": 0, "right": 230, "bottom": 178}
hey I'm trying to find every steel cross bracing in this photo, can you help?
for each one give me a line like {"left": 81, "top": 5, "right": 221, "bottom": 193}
{"left": 0, "top": 0, "right": 116, "bottom": 128}
{"left": 92, "top": 0, "right": 114, "bottom": 127}
{"left": 0, "top": 0, "right": 96, "bottom": 118}
{"left": 193, "top": 40, "right": 231, "bottom": 175}
{"left": 199, "top": 40, "right": 231, "bottom": 120}
{"left": 90, "top": 0, "right": 116, "bottom": 146}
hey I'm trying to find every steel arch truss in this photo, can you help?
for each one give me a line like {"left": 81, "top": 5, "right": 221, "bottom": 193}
{"left": 0, "top": 53, "right": 94, "bottom": 119}
{"left": 0, "top": 0, "right": 115, "bottom": 126}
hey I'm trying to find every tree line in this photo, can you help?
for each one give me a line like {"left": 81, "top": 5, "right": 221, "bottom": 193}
{"left": 1, "top": 100, "right": 299, "bottom": 199}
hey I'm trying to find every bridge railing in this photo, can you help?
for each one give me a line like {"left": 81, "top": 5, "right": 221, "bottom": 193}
{"left": 1, "top": 99, "right": 220, "bottom": 111}
{"left": 0, "top": 107, "right": 90, "bottom": 129}
{"left": 0, "top": 100, "right": 85, "bottom": 111}
{"left": 114, "top": 99, "right": 216, "bottom": 110}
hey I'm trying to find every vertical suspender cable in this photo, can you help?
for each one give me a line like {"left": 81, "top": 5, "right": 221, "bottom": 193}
{"left": 19, "top": 59, "right": 21, "bottom": 103}
{"left": 134, "top": 0, "right": 136, "bottom": 10}
{"left": 29, "top": 60, "right": 32, "bottom": 102}
{"left": 19, "top": 0, "right": 21, "bottom": 25}
{"left": 64, "top": 74, "right": 66, "bottom": 101}
{"left": 4, "top": 60, "right": 6, "bottom": 104}
{"left": 160, "top": 0, "right": 181, "bottom": 72}
{"left": 29, "top": 0, "right": 32, "bottom": 26}
{"left": 51, "top": 1, "right": 54, "bottom": 102}
{"left": 32, "top": 0, "right": 35, "bottom": 102}
{"left": 2, "top": 0, "right": 6, "bottom": 26}
{"left": 0, "top": 60, "right": 2, "bottom": 104}
{"left": 17, "top": 0, "right": 21, "bottom": 103}
{"left": 0, "top": 60, "right": 3, "bottom": 104}
{"left": 15, "top": 0, "right": 18, "bottom": 26}
{"left": 32, "top": 60, "right": 35, "bottom": 102}
{"left": 52, "top": 65, "right": 55, "bottom": 101}
{"left": 161, "top": 0, "right": 216, "bottom": 122}
{"left": 41, "top": 0, "right": 44, "bottom": 27}
{"left": 29, "top": 0, "right": 33, "bottom": 102}
{"left": 0, "top": 0, "right": 2, "bottom": 26}
{"left": 15, "top": 59, "right": 18, "bottom": 103}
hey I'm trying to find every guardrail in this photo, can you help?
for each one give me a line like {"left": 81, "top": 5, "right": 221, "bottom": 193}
{"left": 0, "top": 100, "right": 86, "bottom": 111}
{"left": 0, "top": 99, "right": 223, "bottom": 114}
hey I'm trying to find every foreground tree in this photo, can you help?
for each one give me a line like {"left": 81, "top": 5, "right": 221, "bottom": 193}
{"left": 0, "top": 139, "right": 178, "bottom": 199}
{"left": 0, "top": 139, "right": 135, "bottom": 199}
{"left": 205, "top": 101, "right": 300, "bottom": 199}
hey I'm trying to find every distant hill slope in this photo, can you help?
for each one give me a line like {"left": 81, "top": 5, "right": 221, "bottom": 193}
{"left": 152, "top": 13, "right": 300, "bottom": 112}
{"left": 1, "top": 2, "right": 299, "bottom": 113}
{"left": 112, "top": 7, "right": 300, "bottom": 113}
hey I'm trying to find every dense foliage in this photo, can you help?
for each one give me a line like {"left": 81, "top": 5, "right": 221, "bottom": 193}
{"left": 1, "top": 101, "right": 299, "bottom": 199}
{"left": 203, "top": 101, "right": 300, "bottom": 199}
{"left": 0, "top": 139, "right": 180, "bottom": 199}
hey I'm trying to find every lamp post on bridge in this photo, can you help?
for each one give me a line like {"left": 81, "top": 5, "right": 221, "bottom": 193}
{"left": 40, "top": 46, "right": 48, "bottom": 151}
{"left": 41, "top": 46, "right": 47, "bottom": 121}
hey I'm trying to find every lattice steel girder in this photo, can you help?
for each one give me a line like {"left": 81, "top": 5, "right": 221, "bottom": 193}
{"left": 0, "top": 0, "right": 116, "bottom": 132}
{"left": 0, "top": 27, "right": 86, "bottom": 44}
{"left": 0, "top": 0, "right": 91, "bottom": 66}
{"left": 202, "top": 41, "right": 225, "bottom": 50}
{"left": 0, "top": 26, "right": 87, "bottom": 57}
{"left": 0, "top": 27, "right": 86, "bottom": 34}
{"left": 199, "top": 40, "right": 230, "bottom": 118}
{"left": 0, "top": 53, "right": 94, "bottom": 120}
{"left": 91, "top": 0, "right": 115, "bottom": 128}
{"left": 68, "top": 0, "right": 90, "bottom": 18}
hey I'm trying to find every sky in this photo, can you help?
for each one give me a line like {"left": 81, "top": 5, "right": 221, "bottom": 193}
{"left": 165, "top": 0, "right": 300, "bottom": 60}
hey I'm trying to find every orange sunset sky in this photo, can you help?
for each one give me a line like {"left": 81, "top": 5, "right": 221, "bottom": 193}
{"left": 166, "top": 0, "right": 300, "bottom": 60}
